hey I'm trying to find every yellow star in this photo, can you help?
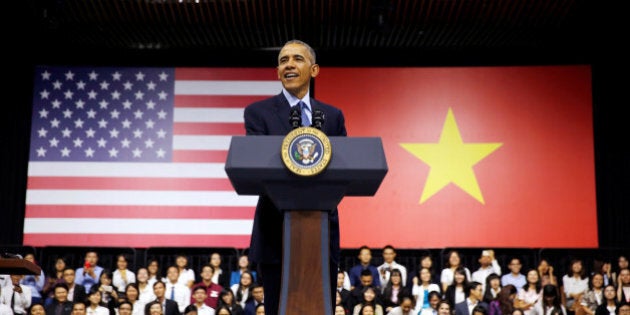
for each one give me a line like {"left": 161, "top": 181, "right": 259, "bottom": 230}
{"left": 400, "top": 108, "right": 502, "bottom": 204}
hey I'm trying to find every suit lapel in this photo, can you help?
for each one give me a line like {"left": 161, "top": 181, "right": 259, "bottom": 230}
{"left": 271, "top": 93, "right": 293, "bottom": 134}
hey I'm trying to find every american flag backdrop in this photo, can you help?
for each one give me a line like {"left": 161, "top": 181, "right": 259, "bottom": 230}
{"left": 25, "top": 66, "right": 280, "bottom": 248}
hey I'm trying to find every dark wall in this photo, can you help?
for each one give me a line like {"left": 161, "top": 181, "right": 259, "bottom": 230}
{"left": 2, "top": 40, "right": 628, "bottom": 248}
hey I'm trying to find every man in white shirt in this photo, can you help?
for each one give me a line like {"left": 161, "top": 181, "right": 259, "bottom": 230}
{"left": 1, "top": 274, "right": 32, "bottom": 315}
{"left": 164, "top": 266, "right": 191, "bottom": 314}
{"left": 377, "top": 245, "right": 408, "bottom": 286}
{"left": 190, "top": 286, "right": 215, "bottom": 315}
{"left": 471, "top": 250, "right": 501, "bottom": 294}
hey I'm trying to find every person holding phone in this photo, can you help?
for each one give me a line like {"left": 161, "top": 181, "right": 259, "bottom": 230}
{"left": 75, "top": 251, "right": 104, "bottom": 294}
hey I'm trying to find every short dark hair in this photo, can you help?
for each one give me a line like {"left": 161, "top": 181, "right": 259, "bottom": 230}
{"left": 360, "top": 269, "right": 373, "bottom": 277}
{"left": 466, "top": 281, "right": 482, "bottom": 295}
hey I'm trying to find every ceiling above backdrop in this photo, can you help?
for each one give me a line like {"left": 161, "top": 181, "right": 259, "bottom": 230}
{"left": 20, "top": 0, "right": 606, "bottom": 66}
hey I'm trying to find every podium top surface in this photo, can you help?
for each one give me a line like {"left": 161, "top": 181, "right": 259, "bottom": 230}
{"left": 0, "top": 258, "right": 42, "bottom": 275}
{"left": 225, "top": 135, "right": 388, "bottom": 197}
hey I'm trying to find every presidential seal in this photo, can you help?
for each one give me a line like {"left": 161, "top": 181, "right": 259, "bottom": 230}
{"left": 281, "top": 126, "right": 332, "bottom": 176}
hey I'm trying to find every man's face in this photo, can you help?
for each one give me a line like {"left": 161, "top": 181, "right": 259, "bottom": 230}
{"left": 382, "top": 248, "right": 395, "bottom": 263}
{"left": 358, "top": 249, "right": 372, "bottom": 264}
{"left": 72, "top": 303, "right": 86, "bottom": 315}
{"left": 85, "top": 252, "right": 98, "bottom": 265}
{"left": 63, "top": 269, "right": 76, "bottom": 284}
{"left": 360, "top": 275, "right": 373, "bottom": 287}
{"left": 509, "top": 259, "right": 522, "bottom": 273}
{"left": 277, "top": 43, "right": 318, "bottom": 98}
{"left": 167, "top": 267, "right": 179, "bottom": 282}
{"left": 154, "top": 282, "right": 165, "bottom": 298}
{"left": 193, "top": 289, "right": 207, "bottom": 303}
{"left": 54, "top": 287, "right": 69, "bottom": 302}
{"left": 251, "top": 287, "right": 264, "bottom": 302}
{"left": 200, "top": 266, "right": 213, "bottom": 281}
{"left": 620, "top": 269, "right": 630, "bottom": 285}
{"left": 470, "top": 284, "right": 483, "bottom": 300}
{"left": 337, "top": 272, "right": 345, "bottom": 287}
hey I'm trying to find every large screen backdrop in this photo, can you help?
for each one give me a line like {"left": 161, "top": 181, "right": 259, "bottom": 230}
{"left": 25, "top": 65, "right": 597, "bottom": 248}
{"left": 317, "top": 65, "right": 597, "bottom": 248}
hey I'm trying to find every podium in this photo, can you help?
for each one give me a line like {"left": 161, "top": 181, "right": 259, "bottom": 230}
{"left": 0, "top": 258, "right": 42, "bottom": 275}
{"left": 225, "top": 135, "right": 387, "bottom": 315}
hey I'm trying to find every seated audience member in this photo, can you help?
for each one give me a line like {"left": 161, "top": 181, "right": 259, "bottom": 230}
{"left": 534, "top": 285, "right": 566, "bottom": 315}
{"left": 618, "top": 268, "right": 630, "bottom": 304}
{"left": 437, "top": 300, "right": 453, "bottom": 315}
{"left": 96, "top": 270, "right": 119, "bottom": 313}
{"left": 441, "top": 251, "right": 472, "bottom": 294}
{"left": 455, "top": 282, "right": 487, "bottom": 315}
{"left": 192, "top": 265, "right": 223, "bottom": 309}
{"left": 414, "top": 291, "right": 441, "bottom": 315}
{"left": 243, "top": 284, "right": 264, "bottom": 315}
{"left": 578, "top": 273, "right": 605, "bottom": 315}
{"left": 483, "top": 274, "right": 502, "bottom": 303}
{"left": 190, "top": 286, "right": 215, "bottom": 315}
{"left": 124, "top": 283, "right": 144, "bottom": 315}
{"left": 471, "top": 250, "right": 502, "bottom": 295}
{"left": 594, "top": 284, "right": 617, "bottom": 315}
{"left": 386, "top": 295, "right": 415, "bottom": 315}
{"left": 336, "top": 304, "right": 348, "bottom": 315}
{"left": 488, "top": 285, "right": 517, "bottom": 315}
{"left": 62, "top": 268, "right": 86, "bottom": 304}
{"left": 216, "top": 306, "right": 233, "bottom": 315}
{"left": 146, "top": 280, "right": 179, "bottom": 315}
{"left": 71, "top": 301, "right": 87, "bottom": 315}
{"left": 134, "top": 268, "right": 155, "bottom": 306}
{"left": 43, "top": 257, "right": 69, "bottom": 306}
{"left": 378, "top": 245, "right": 408, "bottom": 288}
{"left": 28, "top": 303, "right": 46, "bottom": 315}
{"left": 611, "top": 256, "right": 629, "bottom": 288}
{"left": 75, "top": 251, "right": 104, "bottom": 294}
{"left": 86, "top": 286, "right": 111, "bottom": 315}
{"left": 501, "top": 258, "right": 526, "bottom": 292}
{"left": 113, "top": 254, "right": 136, "bottom": 294}
{"left": 146, "top": 260, "right": 162, "bottom": 285}
{"left": 352, "top": 286, "right": 384, "bottom": 315}
{"left": 382, "top": 269, "right": 411, "bottom": 313}
{"left": 217, "top": 289, "right": 244, "bottom": 315}
{"left": 229, "top": 255, "right": 257, "bottom": 288}
{"left": 537, "top": 259, "right": 557, "bottom": 287}
{"left": 164, "top": 266, "right": 191, "bottom": 314}
{"left": 209, "top": 253, "right": 230, "bottom": 289}
{"left": 350, "top": 246, "right": 382, "bottom": 290}
{"left": 562, "top": 259, "right": 589, "bottom": 313}
{"left": 350, "top": 270, "right": 382, "bottom": 310}
{"left": 444, "top": 267, "right": 470, "bottom": 308}
{"left": 45, "top": 283, "right": 73, "bottom": 315}
{"left": 145, "top": 301, "right": 164, "bottom": 315}
{"left": 230, "top": 271, "right": 254, "bottom": 309}
{"left": 411, "top": 268, "right": 440, "bottom": 314}
{"left": 409, "top": 255, "right": 438, "bottom": 290}
{"left": 515, "top": 269, "right": 542, "bottom": 315}
{"left": 117, "top": 301, "right": 133, "bottom": 315}
{"left": 174, "top": 255, "right": 196, "bottom": 289}
{"left": 20, "top": 253, "right": 46, "bottom": 305}
{"left": 4, "top": 274, "right": 33, "bottom": 315}
{"left": 253, "top": 303, "right": 265, "bottom": 315}
{"left": 337, "top": 270, "right": 352, "bottom": 311}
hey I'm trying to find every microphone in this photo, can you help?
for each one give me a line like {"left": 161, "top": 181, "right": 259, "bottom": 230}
{"left": 289, "top": 105, "right": 302, "bottom": 129}
{"left": 312, "top": 109, "right": 325, "bottom": 130}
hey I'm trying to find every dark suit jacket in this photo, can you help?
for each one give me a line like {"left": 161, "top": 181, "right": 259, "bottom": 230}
{"left": 45, "top": 300, "right": 74, "bottom": 315}
{"left": 70, "top": 284, "right": 86, "bottom": 304}
{"left": 243, "top": 93, "right": 347, "bottom": 265}
{"left": 243, "top": 299, "right": 262, "bottom": 315}
{"left": 455, "top": 300, "right": 488, "bottom": 315}
{"left": 145, "top": 299, "right": 180, "bottom": 315}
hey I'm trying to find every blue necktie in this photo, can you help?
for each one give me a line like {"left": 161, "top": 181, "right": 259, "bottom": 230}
{"left": 299, "top": 101, "right": 310, "bottom": 126}
{"left": 170, "top": 286, "right": 175, "bottom": 300}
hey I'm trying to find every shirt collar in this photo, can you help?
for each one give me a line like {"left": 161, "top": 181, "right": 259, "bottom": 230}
{"left": 282, "top": 88, "right": 311, "bottom": 110}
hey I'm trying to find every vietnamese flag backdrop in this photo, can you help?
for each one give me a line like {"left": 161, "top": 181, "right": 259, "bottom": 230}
{"left": 316, "top": 65, "right": 597, "bottom": 248}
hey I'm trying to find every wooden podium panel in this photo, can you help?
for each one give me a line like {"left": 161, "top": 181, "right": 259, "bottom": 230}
{"left": 0, "top": 258, "right": 42, "bottom": 275}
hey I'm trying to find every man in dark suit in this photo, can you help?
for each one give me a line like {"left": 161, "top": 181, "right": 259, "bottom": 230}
{"left": 62, "top": 268, "right": 86, "bottom": 305}
{"left": 455, "top": 281, "right": 487, "bottom": 315}
{"left": 45, "top": 283, "right": 74, "bottom": 315}
{"left": 146, "top": 280, "right": 180, "bottom": 315}
{"left": 243, "top": 39, "right": 347, "bottom": 315}
{"left": 243, "top": 284, "right": 264, "bottom": 315}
